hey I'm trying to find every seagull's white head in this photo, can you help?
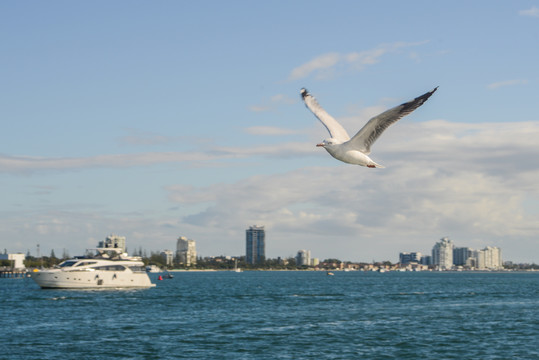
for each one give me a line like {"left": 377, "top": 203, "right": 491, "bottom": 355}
{"left": 316, "top": 138, "right": 340, "bottom": 148}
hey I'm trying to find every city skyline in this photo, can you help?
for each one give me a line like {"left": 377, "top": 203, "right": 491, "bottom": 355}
{"left": 8, "top": 232, "right": 520, "bottom": 267}
{"left": 2, "top": 2, "right": 539, "bottom": 263}
{"left": 400, "top": 237, "right": 503, "bottom": 270}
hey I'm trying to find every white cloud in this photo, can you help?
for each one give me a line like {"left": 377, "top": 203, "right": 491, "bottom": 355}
{"left": 519, "top": 6, "right": 539, "bottom": 17}
{"left": 211, "top": 142, "right": 315, "bottom": 159}
{"left": 118, "top": 129, "right": 184, "bottom": 146}
{"left": 288, "top": 41, "right": 429, "bottom": 81}
{"left": 0, "top": 209, "right": 181, "bottom": 257}
{"left": 289, "top": 52, "right": 341, "bottom": 80}
{"left": 244, "top": 126, "right": 300, "bottom": 136}
{"left": 487, "top": 79, "right": 528, "bottom": 90}
{"left": 0, "top": 140, "right": 319, "bottom": 174}
{"left": 4, "top": 119, "right": 539, "bottom": 177}
{"left": 0, "top": 152, "right": 225, "bottom": 174}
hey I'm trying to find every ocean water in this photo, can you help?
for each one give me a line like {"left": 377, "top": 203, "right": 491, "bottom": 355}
{"left": 1, "top": 271, "right": 538, "bottom": 360}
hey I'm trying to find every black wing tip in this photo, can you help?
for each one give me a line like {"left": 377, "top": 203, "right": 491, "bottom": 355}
{"left": 424, "top": 86, "right": 438, "bottom": 96}
{"left": 413, "top": 86, "right": 438, "bottom": 103}
{"left": 398, "top": 86, "right": 438, "bottom": 113}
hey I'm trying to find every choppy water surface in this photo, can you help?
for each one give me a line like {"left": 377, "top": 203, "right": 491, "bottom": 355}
{"left": 2, "top": 271, "right": 538, "bottom": 359}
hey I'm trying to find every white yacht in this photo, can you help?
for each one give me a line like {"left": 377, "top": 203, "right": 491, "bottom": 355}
{"left": 31, "top": 248, "right": 156, "bottom": 289}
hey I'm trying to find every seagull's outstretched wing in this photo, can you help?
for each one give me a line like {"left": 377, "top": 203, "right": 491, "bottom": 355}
{"left": 301, "top": 88, "right": 350, "bottom": 142}
{"left": 349, "top": 87, "right": 438, "bottom": 154}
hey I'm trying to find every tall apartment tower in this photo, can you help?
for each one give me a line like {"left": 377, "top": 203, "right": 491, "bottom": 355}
{"left": 246, "top": 225, "right": 265, "bottom": 265}
{"left": 296, "top": 249, "right": 311, "bottom": 266}
{"left": 176, "top": 236, "right": 197, "bottom": 266}
{"left": 453, "top": 247, "right": 475, "bottom": 267}
{"left": 432, "top": 237, "right": 454, "bottom": 270}
{"left": 99, "top": 234, "right": 126, "bottom": 253}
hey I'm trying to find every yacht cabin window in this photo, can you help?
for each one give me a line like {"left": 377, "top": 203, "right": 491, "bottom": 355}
{"left": 76, "top": 261, "right": 98, "bottom": 267}
{"left": 59, "top": 260, "right": 78, "bottom": 268}
{"left": 93, "top": 265, "right": 126, "bottom": 271}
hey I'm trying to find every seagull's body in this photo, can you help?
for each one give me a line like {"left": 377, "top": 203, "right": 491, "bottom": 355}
{"left": 301, "top": 87, "right": 438, "bottom": 168}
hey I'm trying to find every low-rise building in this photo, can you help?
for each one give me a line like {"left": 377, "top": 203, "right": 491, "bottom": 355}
{"left": 0, "top": 253, "right": 26, "bottom": 269}
{"left": 399, "top": 252, "right": 422, "bottom": 265}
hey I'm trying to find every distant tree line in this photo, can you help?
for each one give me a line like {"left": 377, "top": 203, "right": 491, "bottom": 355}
{"left": 148, "top": 254, "right": 301, "bottom": 270}
{"left": 503, "top": 262, "right": 539, "bottom": 270}
{"left": 23, "top": 249, "right": 71, "bottom": 268}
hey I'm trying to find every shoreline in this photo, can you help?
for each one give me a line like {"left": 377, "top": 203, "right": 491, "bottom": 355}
{"left": 163, "top": 268, "right": 539, "bottom": 273}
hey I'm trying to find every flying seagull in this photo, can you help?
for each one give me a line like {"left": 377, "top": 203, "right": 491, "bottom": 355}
{"left": 301, "top": 87, "right": 438, "bottom": 168}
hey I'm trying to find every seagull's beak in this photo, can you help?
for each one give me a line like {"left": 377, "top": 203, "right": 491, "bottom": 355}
{"left": 316, "top": 143, "right": 325, "bottom": 147}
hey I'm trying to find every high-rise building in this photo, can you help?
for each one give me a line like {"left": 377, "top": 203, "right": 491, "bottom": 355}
{"left": 453, "top": 247, "right": 475, "bottom": 267}
{"left": 99, "top": 234, "right": 126, "bottom": 253}
{"left": 432, "top": 237, "right": 453, "bottom": 270}
{"left": 246, "top": 225, "right": 265, "bottom": 265}
{"left": 296, "top": 249, "right": 311, "bottom": 266}
{"left": 421, "top": 255, "right": 432, "bottom": 266}
{"left": 176, "top": 236, "right": 197, "bottom": 266}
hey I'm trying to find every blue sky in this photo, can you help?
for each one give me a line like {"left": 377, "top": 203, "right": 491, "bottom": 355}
{"left": 2, "top": 1, "right": 539, "bottom": 263}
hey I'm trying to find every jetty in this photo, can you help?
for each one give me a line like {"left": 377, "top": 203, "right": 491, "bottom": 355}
{"left": 0, "top": 269, "right": 28, "bottom": 278}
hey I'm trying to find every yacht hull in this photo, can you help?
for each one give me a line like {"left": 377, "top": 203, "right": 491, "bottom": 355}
{"left": 31, "top": 269, "right": 155, "bottom": 289}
